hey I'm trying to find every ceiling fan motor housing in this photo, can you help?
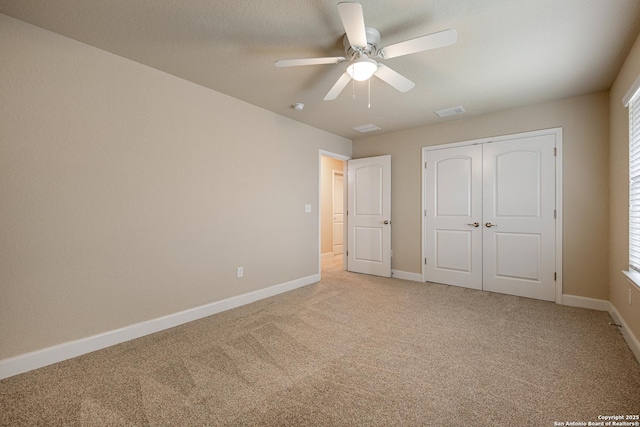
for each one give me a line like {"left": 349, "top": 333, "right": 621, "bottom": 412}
{"left": 343, "top": 27, "right": 381, "bottom": 59}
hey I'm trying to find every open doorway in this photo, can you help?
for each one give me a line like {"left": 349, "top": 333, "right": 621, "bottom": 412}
{"left": 320, "top": 154, "right": 347, "bottom": 272}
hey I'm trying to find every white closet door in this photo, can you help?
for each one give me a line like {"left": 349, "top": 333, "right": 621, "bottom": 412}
{"left": 482, "top": 134, "right": 556, "bottom": 301}
{"left": 424, "top": 133, "right": 557, "bottom": 301}
{"left": 425, "top": 145, "right": 483, "bottom": 289}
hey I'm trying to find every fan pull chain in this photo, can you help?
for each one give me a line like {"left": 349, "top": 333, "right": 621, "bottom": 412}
{"left": 368, "top": 78, "right": 371, "bottom": 109}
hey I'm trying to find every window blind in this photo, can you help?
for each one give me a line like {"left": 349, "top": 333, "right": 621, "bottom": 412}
{"left": 630, "top": 94, "right": 640, "bottom": 272}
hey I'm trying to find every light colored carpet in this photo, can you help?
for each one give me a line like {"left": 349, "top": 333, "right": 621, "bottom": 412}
{"left": 1, "top": 256, "right": 639, "bottom": 426}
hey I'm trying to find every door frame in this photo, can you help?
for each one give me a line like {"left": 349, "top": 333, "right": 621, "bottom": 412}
{"left": 421, "top": 127, "right": 564, "bottom": 303}
{"left": 319, "top": 150, "right": 350, "bottom": 277}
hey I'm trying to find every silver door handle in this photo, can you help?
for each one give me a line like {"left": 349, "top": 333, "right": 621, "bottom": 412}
{"left": 467, "top": 222, "right": 480, "bottom": 227}
{"left": 383, "top": 220, "right": 389, "bottom": 225}
{"left": 485, "top": 222, "right": 498, "bottom": 228}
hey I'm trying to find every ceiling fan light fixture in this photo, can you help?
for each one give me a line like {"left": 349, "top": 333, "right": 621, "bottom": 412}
{"left": 275, "top": 3, "right": 457, "bottom": 102}
{"left": 346, "top": 57, "right": 377, "bottom": 81}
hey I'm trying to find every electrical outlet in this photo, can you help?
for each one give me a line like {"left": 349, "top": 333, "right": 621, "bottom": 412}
{"left": 629, "top": 288, "right": 633, "bottom": 305}
{"left": 237, "top": 267, "right": 243, "bottom": 278}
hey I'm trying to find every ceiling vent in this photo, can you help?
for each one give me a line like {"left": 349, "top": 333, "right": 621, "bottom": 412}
{"left": 434, "top": 106, "right": 466, "bottom": 117}
{"left": 352, "top": 123, "right": 381, "bottom": 133}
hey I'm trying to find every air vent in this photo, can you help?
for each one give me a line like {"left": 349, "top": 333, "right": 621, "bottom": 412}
{"left": 434, "top": 106, "right": 466, "bottom": 117}
{"left": 352, "top": 123, "right": 381, "bottom": 133}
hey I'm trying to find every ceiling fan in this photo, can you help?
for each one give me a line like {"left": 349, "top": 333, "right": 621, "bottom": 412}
{"left": 275, "top": 2, "right": 457, "bottom": 101}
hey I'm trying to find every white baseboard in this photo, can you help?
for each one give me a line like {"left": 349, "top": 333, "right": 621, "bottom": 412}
{"left": 562, "top": 295, "right": 640, "bottom": 364}
{"left": 0, "top": 274, "right": 320, "bottom": 380}
{"left": 609, "top": 304, "right": 640, "bottom": 365}
{"left": 561, "top": 294, "right": 610, "bottom": 311}
{"left": 391, "top": 270, "right": 423, "bottom": 282}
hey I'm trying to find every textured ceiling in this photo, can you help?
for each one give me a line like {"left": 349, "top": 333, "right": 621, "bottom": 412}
{"left": 2, "top": 0, "right": 640, "bottom": 140}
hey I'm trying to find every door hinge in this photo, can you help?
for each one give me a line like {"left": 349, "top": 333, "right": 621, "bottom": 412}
{"left": 347, "top": 250, "right": 349, "bottom": 256}
{"left": 424, "top": 209, "right": 427, "bottom": 216}
{"left": 554, "top": 209, "right": 557, "bottom": 219}
{"left": 424, "top": 161, "right": 427, "bottom": 169}
{"left": 554, "top": 272, "right": 557, "bottom": 281}
{"left": 554, "top": 147, "right": 557, "bottom": 156}
{"left": 424, "top": 257, "right": 427, "bottom": 265}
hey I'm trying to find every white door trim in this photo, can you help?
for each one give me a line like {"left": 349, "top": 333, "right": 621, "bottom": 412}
{"left": 421, "top": 127, "right": 563, "bottom": 303}
{"left": 319, "top": 150, "right": 350, "bottom": 277}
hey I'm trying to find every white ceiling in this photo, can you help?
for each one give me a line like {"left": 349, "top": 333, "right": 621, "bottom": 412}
{"left": 2, "top": 0, "right": 640, "bottom": 140}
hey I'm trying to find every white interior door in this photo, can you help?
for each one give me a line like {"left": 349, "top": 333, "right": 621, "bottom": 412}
{"left": 482, "top": 135, "right": 556, "bottom": 301}
{"left": 347, "top": 155, "right": 391, "bottom": 277}
{"left": 424, "top": 132, "right": 557, "bottom": 301}
{"left": 332, "top": 171, "right": 344, "bottom": 255}
{"left": 425, "top": 145, "right": 482, "bottom": 289}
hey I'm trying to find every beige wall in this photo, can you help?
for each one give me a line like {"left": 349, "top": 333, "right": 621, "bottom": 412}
{"left": 609, "top": 33, "right": 640, "bottom": 342}
{"left": 353, "top": 92, "right": 610, "bottom": 301}
{"left": 0, "top": 15, "right": 351, "bottom": 360}
{"left": 320, "top": 156, "right": 345, "bottom": 255}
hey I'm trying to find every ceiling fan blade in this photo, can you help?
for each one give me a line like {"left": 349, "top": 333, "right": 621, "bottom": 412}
{"left": 337, "top": 2, "right": 367, "bottom": 48}
{"left": 374, "top": 64, "right": 415, "bottom": 92}
{"left": 379, "top": 29, "right": 457, "bottom": 59}
{"left": 324, "top": 72, "right": 352, "bottom": 100}
{"left": 275, "top": 57, "right": 345, "bottom": 67}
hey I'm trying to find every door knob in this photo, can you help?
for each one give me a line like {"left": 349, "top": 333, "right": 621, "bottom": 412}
{"left": 485, "top": 222, "right": 498, "bottom": 227}
{"left": 383, "top": 220, "right": 389, "bottom": 224}
{"left": 467, "top": 222, "right": 480, "bottom": 227}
